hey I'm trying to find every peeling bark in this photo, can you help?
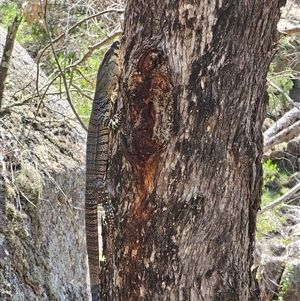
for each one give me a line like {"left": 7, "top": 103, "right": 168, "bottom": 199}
{"left": 100, "top": 1, "right": 286, "bottom": 300}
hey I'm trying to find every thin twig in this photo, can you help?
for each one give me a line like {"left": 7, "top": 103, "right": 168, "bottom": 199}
{"left": 66, "top": 29, "right": 122, "bottom": 69}
{"left": 70, "top": 83, "right": 93, "bottom": 100}
{"left": 33, "top": 30, "right": 121, "bottom": 121}
{"left": 39, "top": 0, "right": 87, "bottom": 131}
{"left": 267, "top": 78, "right": 300, "bottom": 109}
{"left": 36, "top": 8, "right": 124, "bottom": 65}
{"left": 35, "top": 8, "right": 123, "bottom": 107}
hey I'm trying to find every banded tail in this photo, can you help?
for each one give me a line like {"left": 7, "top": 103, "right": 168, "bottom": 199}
{"left": 85, "top": 41, "right": 123, "bottom": 301}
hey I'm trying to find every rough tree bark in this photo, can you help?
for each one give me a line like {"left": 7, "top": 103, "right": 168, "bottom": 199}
{"left": 99, "top": 1, "right": 286, "bottom": 300}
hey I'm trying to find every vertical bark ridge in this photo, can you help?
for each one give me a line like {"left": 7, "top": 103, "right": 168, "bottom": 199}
{"left": 102, "top": 1, "right": 286, "bottom": 300}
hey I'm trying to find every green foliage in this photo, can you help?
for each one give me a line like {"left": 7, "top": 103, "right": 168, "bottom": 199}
{"left": 263, "top": 159, "right": 279, "bottom": 182}
{"left": 268, "top": 73, "right": 294, "bottom": 110}
{"left": 275, "top": 237, "right": 292, "bottom": 246}
{"left": 257, "top": 160, "right": 290, "bottom": 239}
{"left": 0, "top": 1, "right": 121, "bottom": 126}
{"left": 273, "top": 264, "right": 294, "bottom": 301}
{"left": 262, "top": 159, "right": 289, "bottom": 202}
{"left": 0, "top": 2, "right": 48, "bottom": 57}
{"left": 0, "top": 2, "right": 19, "bottom": 26}
{"left": 272, "top": 35, "right": 300, "bottom": 72}
{"left": 267, "top": 32, "right": 300, "bottom": 119}
{"left": 256, "top": 212, "right": 285, "bottom": 240}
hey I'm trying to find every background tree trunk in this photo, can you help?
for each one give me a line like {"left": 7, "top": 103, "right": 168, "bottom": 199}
{"left": 0, "top": 16, "right": 21, "bottom": 109}
{"left": 100, "top": 1, "right": 286, "bottom": 300}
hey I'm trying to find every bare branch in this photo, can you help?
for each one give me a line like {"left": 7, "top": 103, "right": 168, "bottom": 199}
{"left": 264, "top": 106, "right": 300, "bottom": 143}
{"left": 33, "top": 30, "right": 121, "bottom": 121}
{"left": 264, "top": 78, "right": 300, "bottom": 150}
{"left": 69, "top": 83, "right": 93, "bottom": 100}
{"left": 32, "top": 5, "right": 123, "bottom": 131}
{"left": 279, "top": 27, "right": 300, "bottom": 36}
{"left": 66, "top": 29, "right": 122, "bottom": 69}
{"left": 259, "top": 181, "right": 300, "bottom": 214}
{"left": 36, "top": 8, "right": 124, "bottom": 68}
{"left": 264, "top": 119, "right": 300, "bottom": 152}
{"left": 38, "top": 0, "right": 88, "bottom": 131}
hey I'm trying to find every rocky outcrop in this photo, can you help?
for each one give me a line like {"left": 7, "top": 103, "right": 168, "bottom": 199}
{"left": 0, "top": 26, "right": 89, "bottom": 300}
{"left": 258, "top": 205, "right": 300, "bottom": 301}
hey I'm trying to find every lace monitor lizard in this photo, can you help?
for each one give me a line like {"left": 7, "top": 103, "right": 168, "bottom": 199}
{"left": 85, "top": 41, "right": 123, "bottom": 301}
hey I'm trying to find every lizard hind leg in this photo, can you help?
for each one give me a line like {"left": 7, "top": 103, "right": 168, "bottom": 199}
{"left": 95, "top": 180, "right": 115, "bottom": 227}
{"left": 101, "top": 193, "right": 115, "bottom": 227}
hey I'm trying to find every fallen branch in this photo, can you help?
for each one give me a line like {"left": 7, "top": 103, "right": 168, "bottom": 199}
{"left": 259, "top": 181, "right": 300, "bottom": 214}
{"left": 264, "top": 107, "right": 300, "bottom": 145}
{"left": 279, "top": 27, "right": 300, "bottom": 37}
{"left": 264, "top": 119, "right": 300, "bottom": 152}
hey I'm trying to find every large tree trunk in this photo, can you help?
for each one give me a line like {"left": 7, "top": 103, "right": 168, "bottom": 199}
{"left": 100, "top": 1, "right": 285, "bottom": 300}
